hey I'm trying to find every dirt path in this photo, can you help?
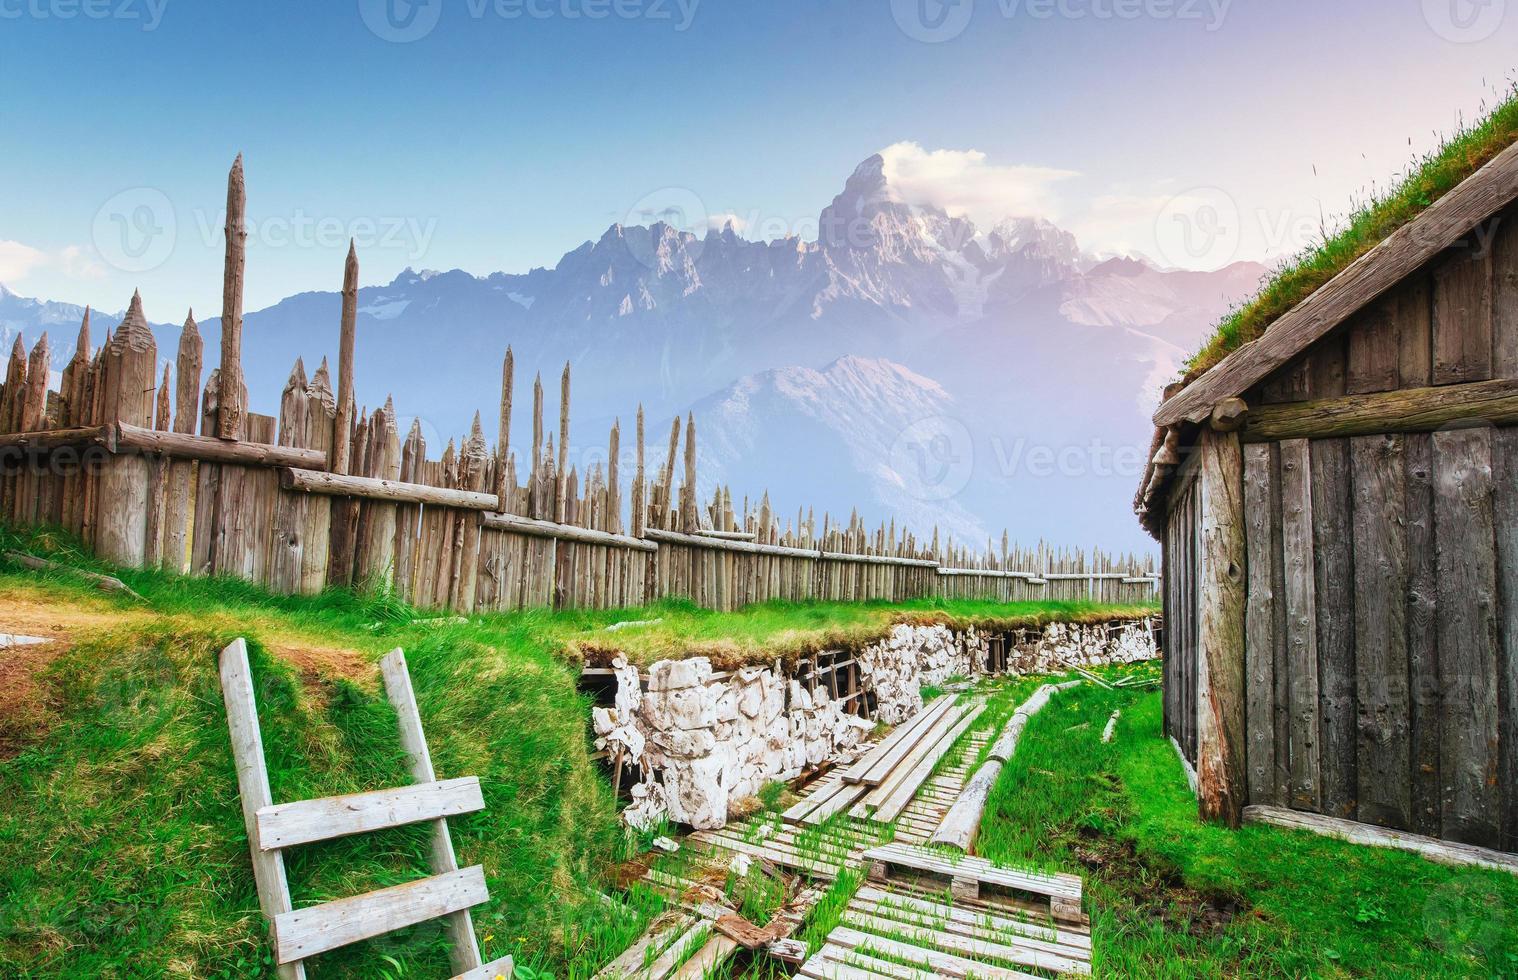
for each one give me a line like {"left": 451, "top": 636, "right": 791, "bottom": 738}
{"left": 0, "top": 586, "right": 376, "bottom": 748}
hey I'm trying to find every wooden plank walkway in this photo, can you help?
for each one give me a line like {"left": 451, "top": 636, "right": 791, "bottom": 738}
{"left": 601, "top": 692, "right": 1094, "bottom": 979}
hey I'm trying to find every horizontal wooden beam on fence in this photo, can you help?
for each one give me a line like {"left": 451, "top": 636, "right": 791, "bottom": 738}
{"left": 117, "top": 423, "right": 326, "bottom": 469}
{"left": 693, "top": 529, "right": 758, "bottom": 541}
{"left": 1040, "top": 572, "right": 1150, "bottom": 581}
{"left": 818, "top": 550, "right": 938, "bottom": 568}
{"left": 480, "top": 512, "right": 658, "bottom": 551}
{"left": 644, "top": 527, "right": 824, "bottom": 560}
{"left": 644, "top": 527, "right": 940, "bottom": 567}
{"left": 935, "top": 568, "right": 1037, "bottom": 579}
{"left": 279, "top": 467, "right": 499, "bottom": 510}
{"left": 0, "top": 424, "right": 116, "bottom": 453}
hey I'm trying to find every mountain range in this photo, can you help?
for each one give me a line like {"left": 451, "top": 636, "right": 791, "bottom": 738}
{"left": 0, "top": 154, "right": 1267, "bottom": 551}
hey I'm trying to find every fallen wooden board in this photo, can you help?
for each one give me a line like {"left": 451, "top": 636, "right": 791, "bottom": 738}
{"left": 825, "top": 925, "right": 1043, "bottom": 980}
{"left": 255, "top": 777, "right": 484, "bottom": 851}
{"left": 841, "top": 907, "right": 1088, "bottom": 976}
{"left": 1242, "top": 805, "right": 1518, "bottom": 875}
{"left": 854, "top": 885, "right": 1090, "bottom": 952}
{"left": 861, "top": 704, "right": 985, "bottom": 824}
{"left": 850, "top": 697, "right": 959, "bottom": 786}
{"left": 839, "top": 695, "right": 953, "bottom": 785}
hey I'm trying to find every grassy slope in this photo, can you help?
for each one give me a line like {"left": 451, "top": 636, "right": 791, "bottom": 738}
{"left": 569, "top": 598, "right": 1158, "bottom": 669}
{"left": 0, "top": 589, "right": 636, "bottom": 978}
{"left": 977, "top": 680, "right": 1518, "bottom": 978}
{"left": 1184, "top": 83, "right": 1518, "bottom": 381}
{"left": 0, "top": 527, "right": 1152, "bottom": 977}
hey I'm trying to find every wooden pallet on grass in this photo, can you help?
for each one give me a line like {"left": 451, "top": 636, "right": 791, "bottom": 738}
{"left": 862, "top": 841, "right": 1086, "bottom": 927}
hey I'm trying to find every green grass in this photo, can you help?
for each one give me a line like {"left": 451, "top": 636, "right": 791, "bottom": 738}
{"left": 568, "top": 597, "right": 1158, "bottom": 669}
{"left": 1184, "top": 82, "right": 1518, "bottom": 381}
{"left": 0, "top": 523, "right": 1152, "bottom": 977}
{"left": 976, "top": 677, "right": 1518, "bottom": 978}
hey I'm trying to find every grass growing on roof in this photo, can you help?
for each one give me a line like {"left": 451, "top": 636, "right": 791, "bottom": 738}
{"left": 974, "top": 676, "right": 1518, "bottom": 977}
{"left": 1184, "top": 82, "right": 1518, "bottom": 382}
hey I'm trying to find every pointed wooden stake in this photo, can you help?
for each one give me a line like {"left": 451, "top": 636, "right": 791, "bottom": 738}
{"left": 495, "top": 346, "right": 514, "bottom": 502}
{"left": 174, "top": 310, "right": 203, "bottom": 434}
{"left": 218, "top": 154, "right": 247, "bottom": 440}
{"left": 332, "top": 240, "right": 359, "bottom": 473}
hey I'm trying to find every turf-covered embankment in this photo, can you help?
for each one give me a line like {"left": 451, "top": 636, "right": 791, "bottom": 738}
{"left": 0, "top": 536, "right": 645, "bottom": 977}
{"left": 976, "top": 681, "right": 1518, "bottom": 977}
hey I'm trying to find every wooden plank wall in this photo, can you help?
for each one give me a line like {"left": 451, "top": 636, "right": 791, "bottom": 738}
{"left": 1163, "top": 462, "right": 1201, "bottom": 765}
{"left": 1236, "top": 209, "right": 1518, "bottom": 851}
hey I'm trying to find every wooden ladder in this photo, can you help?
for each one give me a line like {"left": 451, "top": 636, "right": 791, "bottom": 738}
{"left": 219, "top": 638, "right": 515, "bottom": 979}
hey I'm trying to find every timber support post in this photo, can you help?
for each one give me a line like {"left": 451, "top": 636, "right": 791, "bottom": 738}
{"left": 1196, "top": 427, "right": 1248, "bottom": 826}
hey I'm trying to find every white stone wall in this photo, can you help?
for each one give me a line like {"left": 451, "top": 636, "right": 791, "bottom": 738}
{"left": 1007, "top": 619, "right": 1158, "bottom": 674}
{"left": 595, "top": 617, "right": 1157, "bottom": 830}
{"left": 855, "top": 623, "right": 990, "bottom": 724}
{"left": 593, "top": 655, "right": 872, "bottom": 830}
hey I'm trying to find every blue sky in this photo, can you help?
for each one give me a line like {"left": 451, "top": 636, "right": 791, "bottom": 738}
{"left": 1, "top": 0, "right": 1515, "bottom": 317}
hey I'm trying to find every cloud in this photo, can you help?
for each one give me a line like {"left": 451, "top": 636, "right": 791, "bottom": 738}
{"left": 0, "top": 240, "right": 46, "bottom": 283}
{"left": 0, "top": 240, "right": 106, "bottom": 287}
{"left": 877, "top": 142, "right": 1078, "bottom": 226}
{"left": 706, "top": 211, "right": 748, "bottom": 234}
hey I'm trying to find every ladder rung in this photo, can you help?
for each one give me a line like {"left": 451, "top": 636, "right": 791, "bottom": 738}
{"left": 274, "top": 866, "right": 489, "bottom": 964}
{"left": 255, "top": 777, "right": 485, "bottom": 851}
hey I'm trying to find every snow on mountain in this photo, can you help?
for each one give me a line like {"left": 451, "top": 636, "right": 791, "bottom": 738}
{"left": 692, "top": 355, "right": 989, "bottom": 543}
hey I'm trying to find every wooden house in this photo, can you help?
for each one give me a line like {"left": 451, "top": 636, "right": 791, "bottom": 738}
{"left": 1135, "top": 139, "right": 1518, "bottom": 855}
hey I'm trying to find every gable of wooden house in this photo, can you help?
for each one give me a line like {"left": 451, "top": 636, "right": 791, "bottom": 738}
{"left": 1135, "top": 137, "right": 1518, "bottom": 857}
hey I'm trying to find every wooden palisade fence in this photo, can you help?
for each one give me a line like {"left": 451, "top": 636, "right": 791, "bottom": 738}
{"left": 0, "top": 158, "right": 1157, "bottom": 613}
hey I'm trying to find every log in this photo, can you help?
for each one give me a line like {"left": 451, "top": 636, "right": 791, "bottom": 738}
{"left": 929, "top": 681, "right": 1081, "bottom": 852}
{"left": 1101, "top": 710, "right": 1121, "bottom": 744}
{"left": 481, "top": 511, "right": 657, "bottom": 551}
{"left": 280, "top": 467, "right": 498, "bottom": 510}
{"left": 1242, "top": 805, "right": 1518, "bottom": 876}
{"left": 4, "top": 550, "right": 145, "bottom": 601}
{"left": 116, "top": 423, "right": 326, "bottom": 469}
{"left": 1242, "top": 378, "right": 1518, "bottom": 442}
